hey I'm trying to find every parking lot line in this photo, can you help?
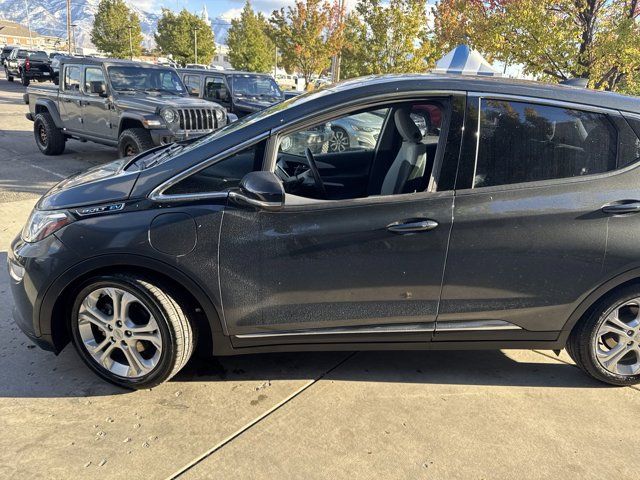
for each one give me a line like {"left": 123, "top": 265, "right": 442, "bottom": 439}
{"left": 168, "top": 352, "right": 358, "bottom": 479}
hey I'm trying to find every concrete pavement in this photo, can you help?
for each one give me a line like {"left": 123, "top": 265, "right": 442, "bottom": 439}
{"left": 0, "top": 73, "right": 639, "bottom": 480}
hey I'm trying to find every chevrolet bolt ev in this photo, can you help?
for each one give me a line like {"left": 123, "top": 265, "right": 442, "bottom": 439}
{"left": 9, "top": 75, "right": 640, "bottom": 389}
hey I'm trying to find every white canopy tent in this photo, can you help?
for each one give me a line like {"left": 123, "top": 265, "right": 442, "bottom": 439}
{"left": 433, "top": 45, "right": 502, "bottom": 76}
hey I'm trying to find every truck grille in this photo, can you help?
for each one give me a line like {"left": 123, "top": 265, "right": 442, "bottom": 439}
{"left": 176, "top": 108, "right": 218, "bottom": 134}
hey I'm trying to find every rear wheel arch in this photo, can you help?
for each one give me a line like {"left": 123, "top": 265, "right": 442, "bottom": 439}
{"left": 560, "top": 271, "right": 640, "bottom": 344}
{"left": 45, "top": 258, "right": 224, "bottom": 356}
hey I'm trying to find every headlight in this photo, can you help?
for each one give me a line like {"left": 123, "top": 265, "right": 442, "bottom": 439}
{"left": 161, "top": 108, "right": 177, "bottom": 124}
{"left": 21, "top": 210, "right": 72, "bottom": 243}
{"left": 214, "top": 109, "right": 224, "bottom": 122}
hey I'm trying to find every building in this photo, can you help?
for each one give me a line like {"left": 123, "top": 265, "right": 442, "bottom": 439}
{"left": 0, "top": 19, "right": 65, "bottom": 51}
{"left": 211, "top": 43, "right": 232, "bottom": 70}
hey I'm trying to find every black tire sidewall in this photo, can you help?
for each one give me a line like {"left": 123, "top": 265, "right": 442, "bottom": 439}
{"left": 579, "top": 287, "right": 640, "bottom": 386}
{"left": 69, "top": 276, "right": 179, "bottom": 389}
{"left": 118, "top": 129, "right": 154, "bottom": 158}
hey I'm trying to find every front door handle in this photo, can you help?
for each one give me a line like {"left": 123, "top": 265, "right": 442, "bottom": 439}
{"left": 386, "top": 219, "right": 439, "bottom": 234}
{"left": 602, "top": 201, "right": 640, "bottom": 215}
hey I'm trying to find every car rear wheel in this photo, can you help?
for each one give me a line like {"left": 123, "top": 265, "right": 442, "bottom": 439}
{"left": 69, "top": 274, "right": 194, "bottom": 389}
{"left": 20, "top": 70, "right": 29, "bottom": 86}
{"left": 5, "top": 68, "right": 13, "bottom": 82}
{"left": 33, "top": 112, "right": 65, "bottom": 155}
{"left": 567, "top": 285, "right": 640, "bottom": 385}
{"left": 118, "top": 128, "right": 155, "bottom": 158}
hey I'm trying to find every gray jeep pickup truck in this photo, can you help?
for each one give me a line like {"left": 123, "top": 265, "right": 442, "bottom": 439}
{"left": 24, "top": 57, "right": 227, "bottom": 157}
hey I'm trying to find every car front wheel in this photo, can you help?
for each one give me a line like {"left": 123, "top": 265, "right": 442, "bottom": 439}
{"left": 118, "top": 128, "right": 155, "bottom": 158}
{"left": 567, "top": 285, "right": 640, "bottom": 385}
{"left": 5, "top": 68, "right": 13, "bottom": 82}
{"left": 329, "top": 126, "right": 349, "bottom": 152}
{"left": 69, "top": 274, "right": 194, "bottom": 389}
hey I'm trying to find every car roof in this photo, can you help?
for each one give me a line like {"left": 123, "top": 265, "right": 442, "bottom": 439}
{"left": 313, "top": 73, "right": 640, "bottom": 115}
{"left": 177, "top": 68, "right": 272, "bottom": 77}
{"left": 58, "top": 56, "right": 177, "bottom": 70}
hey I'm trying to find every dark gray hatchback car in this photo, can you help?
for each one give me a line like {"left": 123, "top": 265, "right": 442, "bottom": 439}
{"left": 9, "top": 74, "right": 640, "bottom": 389}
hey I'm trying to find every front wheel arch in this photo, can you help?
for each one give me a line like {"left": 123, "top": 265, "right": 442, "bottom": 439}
{"left": 46, "top": 260, "right": 224, "bottom": 356}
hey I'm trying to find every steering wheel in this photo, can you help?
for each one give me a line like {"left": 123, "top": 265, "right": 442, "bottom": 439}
{"left": 304, "top": 148, "right": 328, "bottom": 199}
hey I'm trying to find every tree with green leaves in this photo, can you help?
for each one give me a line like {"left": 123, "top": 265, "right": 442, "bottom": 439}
{"left": 431, "top": 0, "right": 640, "bottom": 93}
{"left": 91, "top": 0, "right": 143, "bottom": 59}
{"left": 269, "top": 0, "right": 345, "bottom": 84}
{"left": 155, "top": 9, "right": 216, "bottom": 66}
{"left": 227, "top": 1, "right": 275, "bottom": 72}
{"left": 340, "top": 0, "right": 435, "bottom": 79}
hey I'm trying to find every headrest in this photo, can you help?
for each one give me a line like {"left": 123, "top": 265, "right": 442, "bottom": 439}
{"left": 394, "top": 107, "right": 422, "bottom": 142}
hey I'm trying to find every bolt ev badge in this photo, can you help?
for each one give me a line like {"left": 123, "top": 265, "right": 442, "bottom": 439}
{"left": 76, "top": 203, "right": 125, "bottom": 216}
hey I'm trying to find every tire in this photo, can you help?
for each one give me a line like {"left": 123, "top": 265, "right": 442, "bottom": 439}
{"left": 329, "top": 126, "right": 349, "bottom": 152}
{"left": 33, "top": 112, "right": 65, "bottom": 155}
{"left": 118, "top": 128, "right": 155, "bottom": 158}
{"left": 567, "top": 284, "right": 640, "bottom": 386}
{"left": 20, "top": 70, "right": 29, "bottom": 86}
{"left": 69, "top": 274, "right": 194, "bottom": 389}
{"left": 5, "top": 68, "right": 13, "bottom": 82}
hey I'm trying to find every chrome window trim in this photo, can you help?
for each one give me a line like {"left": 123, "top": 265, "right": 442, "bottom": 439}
{"left": 148, "top": 132, "right": 270, "bottom": 202}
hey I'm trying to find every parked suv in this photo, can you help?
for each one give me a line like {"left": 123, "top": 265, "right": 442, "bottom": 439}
{"left": 10, "top": 74, "right": 640, "bottom": 389}
{"left": 179, "top": 69, "right": 284, "bottom": 118}
{"left": 24, "top": 57, "right": 227, "bottom": 157}
{"left": 4, "top": 48, "right": 52, "bottom": 85}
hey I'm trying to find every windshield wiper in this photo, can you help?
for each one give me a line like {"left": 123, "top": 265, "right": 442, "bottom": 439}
{"left": 115, "top": 87, "right": 147, "bottom": 94}
{"left": 146, "top": 88, "right": 180, "bottom": 95}
{"left": 139, "top": 143, "right": 186, "bottom": 170}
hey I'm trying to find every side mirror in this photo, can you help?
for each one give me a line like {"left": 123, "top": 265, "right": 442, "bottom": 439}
{"left": 90, "top": 81, "right": 107, "bottom": 96}
{"left": 229, "top": 171, "right": 284, "bottom": 211}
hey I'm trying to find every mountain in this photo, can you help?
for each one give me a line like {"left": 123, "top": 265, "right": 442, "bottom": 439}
{"left": 0, "top": 1, "right": 231, "bottom": 50}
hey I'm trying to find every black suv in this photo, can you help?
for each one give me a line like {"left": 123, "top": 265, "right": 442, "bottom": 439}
{"left": 178, "top": 69, "right": 284, "bottom": 118}
{"left": 25, "top": 58, "right": 227, "bottom": 157}
{"left": 9, "top": 74, "right": 640, "bottom": 389}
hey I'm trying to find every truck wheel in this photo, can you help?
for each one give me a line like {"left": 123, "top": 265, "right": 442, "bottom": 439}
{"left": 118, "top": 128, "right": 155, "bottom": 158}
{"left": 5, "top": 68, "right": 13, "bottom": 82}
{"left": 20, "top": 70, "right": 29, "bottom": 86}
{"left": 34, "top": 112, "right": 65, "bottom": 155}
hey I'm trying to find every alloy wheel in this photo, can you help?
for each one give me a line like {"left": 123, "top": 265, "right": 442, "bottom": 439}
{"left": 38, "top": 124, "right": 48, "bottom": 146}
{"left": 77, "top": 287, "right": 163, "bottom": 378}
{"left": 329, "top": 128, "right": 349, "bottom": 152}
{"left": 593, "top": 299, "right": 640, "bottom": 376}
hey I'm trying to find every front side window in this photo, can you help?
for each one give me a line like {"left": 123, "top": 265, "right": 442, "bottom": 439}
{"left": 204, "top": 77, "right": 228, "bottom": 101}
{"left": 473, "top": 99, "right": 617, "bottom": 188}
{"left": 64, "top": 66, "right": 81, "bottom": 91}
{"left": 164, "top": 141, "right": 265, "bottom": 195}
{"left": 84, "top": 67, "right": 105, "bottom": 94}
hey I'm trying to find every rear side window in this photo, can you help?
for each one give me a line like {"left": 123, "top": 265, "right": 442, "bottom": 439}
{"left": 618, "top": 116, "right": 640, "bottom": 169}
{"left": 473, "top": 99, "right": 617, "bottom": 188}
{"left": 164, "top": 141, "right": 265, "bottom": 195}
{"left": 64, "top": 66, "right": 81, "bottom": 92}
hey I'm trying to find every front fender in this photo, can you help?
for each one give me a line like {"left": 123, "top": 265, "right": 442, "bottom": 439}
{"left": 39, "top": 253, "right": 225, "bottom": 352}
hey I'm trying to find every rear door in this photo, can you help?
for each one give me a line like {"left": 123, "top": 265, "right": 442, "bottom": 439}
{"left": 437, "top": 94, "right": 628, "bottom": 341}
{"left": 58, "top": 65, "right": 83, "bottom": 132}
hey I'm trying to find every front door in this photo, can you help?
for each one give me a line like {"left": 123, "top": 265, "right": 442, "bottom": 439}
{"left": 437, "top": 95, "right": 626, "bottom": 341}
{"left": 82, "top": 66, "right": 114, "bottom": 139}
{"left": 219, "top": 96, "right": 464, "bottom": 344}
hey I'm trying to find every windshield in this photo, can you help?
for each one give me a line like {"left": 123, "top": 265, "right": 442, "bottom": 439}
{"left": 231, "top": 75, "right": 283, "bottom": 100}
{"left": 107, "top": 66, "right": 186, "bottom": 94}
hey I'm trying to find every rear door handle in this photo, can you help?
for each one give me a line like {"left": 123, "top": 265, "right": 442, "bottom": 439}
{"left": 602, "top": 201, "right": 640, "bottom": 215}
{"left": 386, "top": 219, "right": 439, "bottom": 234}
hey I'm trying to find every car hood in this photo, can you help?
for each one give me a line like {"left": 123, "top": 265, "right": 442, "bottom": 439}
{"left": 37, "top": 158, "right": 141, "bottom": 210}
{"left": 115, "top": 94, "right": 216, "bottom": 113}
{"left": 233, "top": 96, "right": 281, "bottom": 113}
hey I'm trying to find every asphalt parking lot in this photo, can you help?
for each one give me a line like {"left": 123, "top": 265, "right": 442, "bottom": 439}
{"left": 1, "top": 73, "right": 640, "bottom": 480}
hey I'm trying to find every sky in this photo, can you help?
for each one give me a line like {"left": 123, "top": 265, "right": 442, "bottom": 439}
{"left": 141, "top": 0, "right": 358, "bottom": 22}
